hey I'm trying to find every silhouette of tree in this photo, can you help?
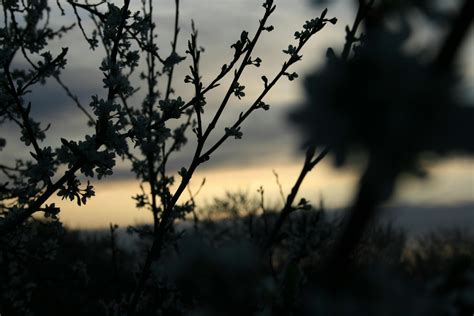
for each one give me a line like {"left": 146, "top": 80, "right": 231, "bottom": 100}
{"left": 1, "top": 0, "right": 473, "bottom": 315}
{"left": 291, "top": 0, "right": 474, "bottom": 283}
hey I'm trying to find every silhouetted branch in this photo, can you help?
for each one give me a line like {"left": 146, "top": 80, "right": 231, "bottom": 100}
{"left": 264, "top": 147, "right": 329, "bottom": 251}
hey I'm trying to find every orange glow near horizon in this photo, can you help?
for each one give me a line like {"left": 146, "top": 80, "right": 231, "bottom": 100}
{"left": 51, "top": 157, "right": 473, "bottom": 229}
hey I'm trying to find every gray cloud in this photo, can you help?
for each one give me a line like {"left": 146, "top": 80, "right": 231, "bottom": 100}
{"left": 106, "top": 103, "right": 304, "bottom": 182}
{"left": 1, "top": 0, "right": 473, "bottom": 207}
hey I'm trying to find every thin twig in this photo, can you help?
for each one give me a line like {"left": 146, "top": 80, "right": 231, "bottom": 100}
{"left": 264, "top": 147, "right": 328, "bottom": 251}
{"left": 53, "top": 75, "right": 95, "bottom": 123}
{"left": 164, "top": 0, "right": 180, "bottom": 101}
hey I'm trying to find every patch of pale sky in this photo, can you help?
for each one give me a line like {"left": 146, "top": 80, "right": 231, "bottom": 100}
{"left": 52, "top": 157, "right": 473, "bottom": 229}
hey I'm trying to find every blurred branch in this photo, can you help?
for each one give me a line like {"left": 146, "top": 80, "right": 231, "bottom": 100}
{"left": 323, "top": 0, "right": 474, "bottom": 285}
{"left": 435, "top": 0, "right": 473, "bottom": 70}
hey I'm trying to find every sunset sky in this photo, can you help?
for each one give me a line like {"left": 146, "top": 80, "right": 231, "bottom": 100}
{"left": 1, "top": 0, "right": 473, "bottom": 229}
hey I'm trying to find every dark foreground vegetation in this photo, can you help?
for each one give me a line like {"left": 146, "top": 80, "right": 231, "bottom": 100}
{"left": 1, "top": 197, "right": 474, "bottom": 315}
